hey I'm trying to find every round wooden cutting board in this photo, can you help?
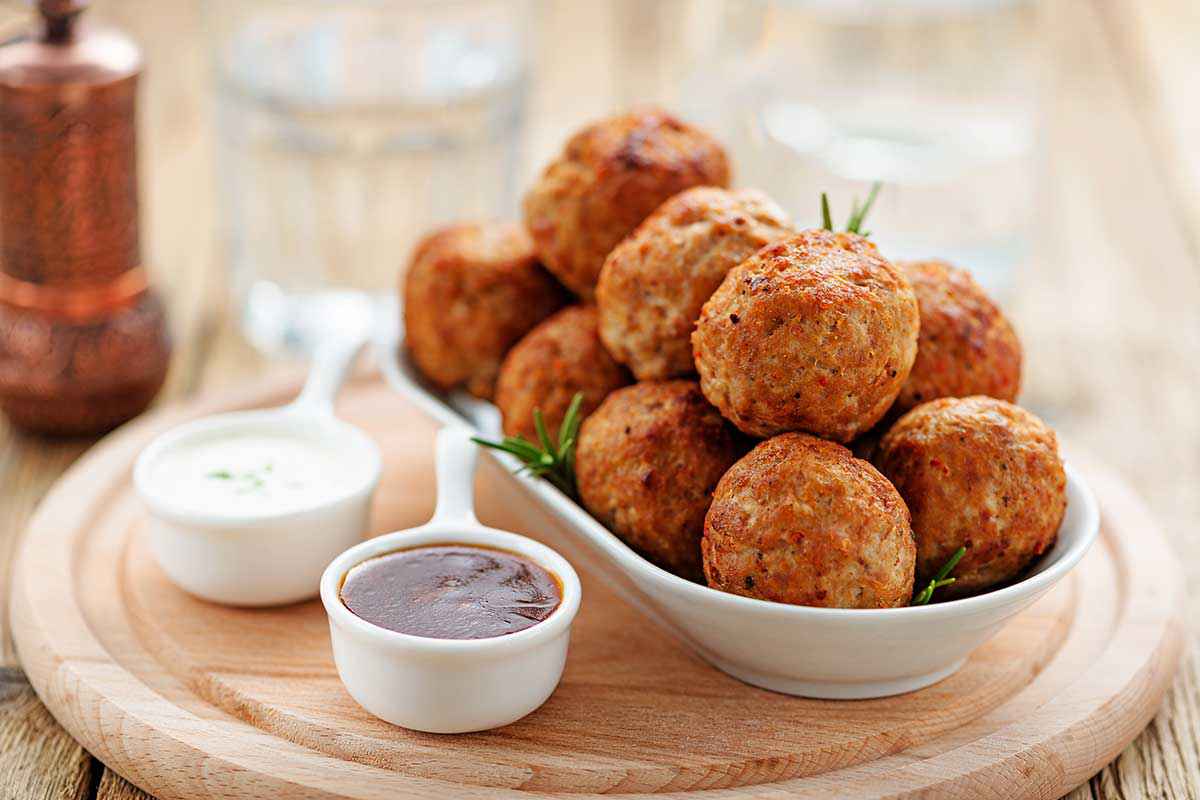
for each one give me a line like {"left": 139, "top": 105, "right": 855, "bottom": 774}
{"left": 10, "top": 373, "right": 1185, "bottom": 800}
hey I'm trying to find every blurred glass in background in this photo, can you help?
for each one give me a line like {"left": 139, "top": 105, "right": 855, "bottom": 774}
{"left": 208, "top": 0, "right": 531, "bottom": 354}
{"left": 209, "top": 0, "right": 1038, "bottom": 354}
{"left": 678, "top": 0, "right": 1039, "bottom": 296}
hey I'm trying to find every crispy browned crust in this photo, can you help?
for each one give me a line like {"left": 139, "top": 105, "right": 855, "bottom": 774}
{"left": 495, "top": 305, "right": 631, "bottom": 441}
{"left": 692, "top": 229, "right": 919, "bottom": 441}
{"left": 575, "top": 380, "right": 741, "bottom": 580}
{"left": 874, "top": 396, "right": 1066, "bottom": 599}
{"left": 702, "top": 432, "right": 915, "bottom": 608}
{"left": 523, "top": 109, "right": 731, "bottom": 299}
{"left": 402, "top": 222, "right": 566, "bottom": 400}
{"left": 596, "top": 187, "right": 795, "bottom": 380}
{"left": 892, "top": 259, "right": 1023, "bottom": 417}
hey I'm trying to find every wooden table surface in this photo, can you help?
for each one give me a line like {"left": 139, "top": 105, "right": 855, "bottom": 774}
{"left": 2, "top": 1, "right": 1198, "bottom": 798}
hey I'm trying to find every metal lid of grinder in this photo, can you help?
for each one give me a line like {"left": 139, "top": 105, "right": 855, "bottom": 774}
{"left": 0, "top": 0, "right": 145, "bottom": 314}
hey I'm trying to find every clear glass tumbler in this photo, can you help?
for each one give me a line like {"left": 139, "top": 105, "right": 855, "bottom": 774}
{"left": 208, "top": 0, "right": 531, "bottom": 354}
{"left": 682, "top": 0, "right": 1039, "bottom": 296}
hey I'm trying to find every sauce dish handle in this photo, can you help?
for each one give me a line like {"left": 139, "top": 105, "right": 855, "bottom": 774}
{"left": 430, "top": 425, "right": 481, "bottom": 526}
{"left": 288, "top": 328, "right": 369, "bottom": 417}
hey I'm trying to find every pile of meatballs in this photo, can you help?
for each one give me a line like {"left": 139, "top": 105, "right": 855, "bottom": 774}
{"left": 403, "top": 109, "right": 1067, "bottom": 609}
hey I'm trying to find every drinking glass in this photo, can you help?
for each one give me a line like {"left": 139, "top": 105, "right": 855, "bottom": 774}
{"left": 208, "top": 0, "right": 531, "bottom": 354}
{"left": 681, "top": 0, "right": 1039, "bottom": 296}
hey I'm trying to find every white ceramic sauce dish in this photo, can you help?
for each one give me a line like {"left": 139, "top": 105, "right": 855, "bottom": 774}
{"left": 379, "top": 320, "right": 1100, "bottom": 699}
{"left": 134, "top": 334, "right": 381, "bottom": 606}
{"left": 320, "top": 426, "right": 581, "bottom": 733}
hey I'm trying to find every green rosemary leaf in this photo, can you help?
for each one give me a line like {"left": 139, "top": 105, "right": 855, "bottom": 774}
{"left": 471, "top": 436, "right": 520, "bottom": 455}
{"left": 820, "top": 182, "right": 883, "bottom": 236}
{"left": 933, "top": 545, "right": 967, "bottom": 583}
{"left": 533, "top": 408, "right": 555, "bottom": 454}
{"left": 558, "top": 392, "right": 584, "bottom": 451}
{"left": 561, "top": 439, "right": 577, "bottom": 488}
{"left": 559, "top": 393, "right": 584, "bottom": 486}
{"left": 911, "top": 546, "right": 967, "bottom": 605}
{"left": 471, "top": 391, "right": 586, "bottom": 499}
{"left": 471, "top": 437, "right": 543, "bottom": 465}
{"left": 845, "top": 182, "right": 881, "bottom": 234}
{"left": 560, "top": 427, "right": 579, "bottom": 470}
{"left": 505, "top": 437, "right": 545, "bottom": 460}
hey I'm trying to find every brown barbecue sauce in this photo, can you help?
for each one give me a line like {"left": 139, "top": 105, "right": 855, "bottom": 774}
{"left": 339, "top": 545, "right": 561, "bottom": 639}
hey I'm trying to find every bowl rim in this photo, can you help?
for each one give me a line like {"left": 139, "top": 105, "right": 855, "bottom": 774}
{"left": 508, "top": 456, "right": 1097, "bottom": 622}
{"left": 319, "top": 523, "right": 583, "bottom": 655}
{"left": 379, "top": 335, "right": 1100, "bottom": 623}
{"left": 133, "top": 408, "right": 383, "bottom": 527}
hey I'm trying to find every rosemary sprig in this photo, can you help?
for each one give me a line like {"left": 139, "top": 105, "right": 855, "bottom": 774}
{"left": 911, "top": 546, "right": 967, "bottom": 605}
{"left": 472, "top": 392, "right": 584, "bottom": 498}
{"left": 820, "top": 181, "right": 882, "bottom": 237}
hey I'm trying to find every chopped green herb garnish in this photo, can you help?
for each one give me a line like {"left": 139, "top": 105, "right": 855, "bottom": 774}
{"left": 911, "top": 546, "right": 967, "bottom": 605}
{"left": 472, "top": 392, "right": 584, "bottom": 498}
{"left": 237, "top": 475, "right": 266, "bottom": 494}
{"left": 206, "top": 466, "right": 273, "bottom": 493}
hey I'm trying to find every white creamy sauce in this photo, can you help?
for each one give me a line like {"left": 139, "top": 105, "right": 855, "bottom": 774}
{"left": 150, "top": 430, "right": 359, "bottom": 515}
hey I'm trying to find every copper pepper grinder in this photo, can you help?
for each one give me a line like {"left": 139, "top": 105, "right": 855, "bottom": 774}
{"left": 0, "top": 0, "right": 169, "bottom": 435}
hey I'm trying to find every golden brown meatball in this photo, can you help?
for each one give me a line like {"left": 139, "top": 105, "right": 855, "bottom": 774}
{"left": 692, "top": 230, "right": 919, "bottom": 441}
{"left": 495, "top": 305, "right": 631, "bottom": 442}
{"left": 575, "top": 380, "right": 741, "bottom": 580}
{"left": 874, "top": 396, "right": 1066, "bottom": 599}
{"left": 892, "top": 259, "right": 1022, "bottom": 417}
{"left": 523, "top": 109, "right": 731, "bottom": 299}
{"left": 703, "top": 433, "right": 915, "bottom": 608}
{"left": 403, "top": 222, "right": 566, "bottom": 400}
{"left": 596, "top": 187, "right": 795, "bottom": 380}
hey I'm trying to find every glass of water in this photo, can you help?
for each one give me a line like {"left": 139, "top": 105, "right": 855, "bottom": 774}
{"left": 208, "top": 0, "right": 531, "bottom": 354}
{"left": 681, "top": 0, "right": 1038, "bottom": 297}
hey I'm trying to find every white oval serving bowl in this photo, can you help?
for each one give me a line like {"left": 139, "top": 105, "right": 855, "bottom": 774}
{"left": 134, "top": 333, "right": 381, "bottom": 606}
{"left": 320, "top": 426, "right": 581, "bottom": 733}
{"left": 380, "top": 319, "right": 1100, "bottom": 699}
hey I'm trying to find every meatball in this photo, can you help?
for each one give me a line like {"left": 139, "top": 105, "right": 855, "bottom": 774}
{"left": 597, "top": 187, "right": 795, "bottom": 380}
{"left": 523, "top": 109, "right": 731, "bottom": 299}
{"left": 576, "top": 381, "right": 741, "bottom": 580}
{"left": 874, "top": 396, "right": 1067, "bottom": 599}
{"left": 702, "top": 433, "right": 915, "bottom": 609}
{"left": 495, "top": 305, "right": 631, "bottom": 442}
{"left": 403, "top": 222, "right": 566, "bottom": 400}
{"left": 892, "top": 259, "right": 1022, "bottom": 417}
{"left": 693, "top": 229, "right": 919, "bottom": 441}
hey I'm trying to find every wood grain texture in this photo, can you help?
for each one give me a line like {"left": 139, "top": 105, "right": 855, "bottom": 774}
{"left": 0, "top": 0, "right": 1199, "bottom": 796}
{"left": 1021, "top": 2, "right": 1200, "bottom": 795}
{"left": 95, "top": 771, "right": 153, "bottom": 800}
{"left": 8, "top": 376, "right": 1186, "bottom": 800}
{"left": 1096, "top": 0, "right": 1200, "bottom": 262}
{"left": 1095, "top": 645, "right": 1200, "bottom": 800}
{"left": 0, "top": 667, "right": 93, "bottom": 800}
{"left": 0, "top": 439, "right": 89, "bottom": 668}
